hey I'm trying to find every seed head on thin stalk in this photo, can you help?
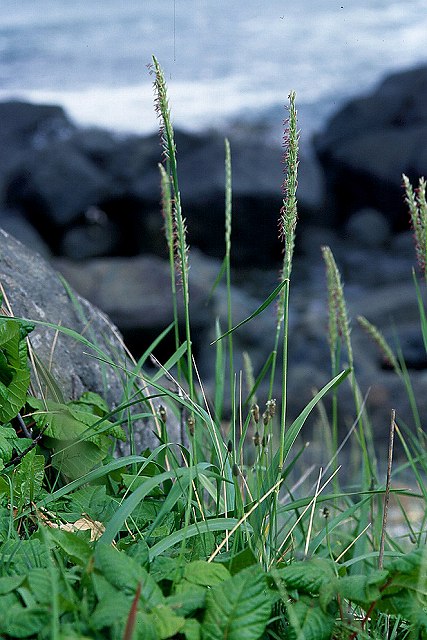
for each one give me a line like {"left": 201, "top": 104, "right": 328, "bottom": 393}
{"left": 276, "top": 91, "right": 299, "bottom": 472}
{"left": 278, "top": 92, "right": 299, "bottom": 284}
{"left": 403, "top": 174, "right": 427, "bottom": 280}
{"left": 321, "top": 246, "right": 353, "bottom": 369}
{"left": 150, "top": 56, "right": 195, "bottom": 417}
{"left": 357, "top": 315, "right": 401, "bottom": 376}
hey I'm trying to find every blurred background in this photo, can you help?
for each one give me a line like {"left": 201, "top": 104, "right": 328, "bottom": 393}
{"left": 2, "top": 0, "right": 427, "bottom": 141}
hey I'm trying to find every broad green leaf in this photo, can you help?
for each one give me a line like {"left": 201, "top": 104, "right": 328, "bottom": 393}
{"left": 0, "top": 431, "right": 14, "bottom": 462}
{"left": 376, "top": 590, "right": 427, "bottom": 633}
{"left": 0, "top": 575, "right": 24, "bottom": 594}
{"left": 202, "top": 565, "right": 272, "bottom": 640}
{"left": 166, "top": 587, "right": 206, "bottom": 617}
{"left": 68, "top": 391, "right": 109, "bottom": 416}
{"left": 48, "top": 529, "right": 93, "bottom": 566}
{"left": 319, "top": 571, "right": 387, "bottom": 611}
{"left": 285, "top": 595, "right": 336, "bottom": 640}
{"left": 27, "top": 567, "right": 60, "bottom": 606}
{"left": 51, "top": 440, "right": 106, "bottom": 480}
{"left": 13, "top": 448, "right": 45, "bottom": 503}
{"left": 276, "top": 558, "right": 337, "bottom": 595}
{"left": 63, "top": 484, "right": 117, "bottom": 522}
{"left": 1, "top": 605, "right": 49, "bottom": 638}
{"left": 0, "top": 319, "right": 31, "bottom": 423}
{"left": 183, "top": 560, "right": 230, "bottom": 587}
{"left": 135, "top": 611, "right": 159, "bottom": 640}
{"left": 216, "top": 546, "right": 257, "bottom": 575}
{"left": 182, "top": 618, "right": 201, "bottom": 640}
{"left": 94, "top": 544, "right": 163, "bottom": 607}
{"left": 91, "top": 589, "right": 131, "bottom": 630}
{"left": 150, "top": 604, "right": 186, "bottom": 639}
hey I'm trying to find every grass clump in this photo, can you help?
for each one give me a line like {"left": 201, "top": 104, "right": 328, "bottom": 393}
{"left": 0, "top": 58, "right": 425, "bottom": 639}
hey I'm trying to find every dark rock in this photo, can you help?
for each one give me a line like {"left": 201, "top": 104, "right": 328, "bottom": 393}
{"left": 5, "top": 141, "right": 112, "bottom": 231}
{"left": 0, "top": 228, "right": 184, "bottom": 453}
{"left": 344, "top": 208, "right": 391, "bottom": 248}
{"left": 53, "top": 251, "right": 213, "bottom": 359}
{"left": 0, "top": 208, "right": 51, "bottom": 258}
{"left": 0, "top": 101, "right": 75, "bottom": 199}
{"left": 314, "top": 65, "right": 427, "bottom": 229}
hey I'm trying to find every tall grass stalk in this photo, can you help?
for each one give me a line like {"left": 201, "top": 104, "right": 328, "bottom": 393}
{"left": 322, "top": 245, "right": 379, "bottom": 563}
{"left": 276, "top": 91, "right": 299, "bottom": 472}
{"left": 224, "top": 138, "right": 236, "bottom": 445}
{"left": 151, "top": 56, "right": 194, "bottom": 404}
{"left": 403, "top": 174, "right": 427, "bottom": 282}
{"left": 159, "top": 163, "right": 181, "bottom": 380}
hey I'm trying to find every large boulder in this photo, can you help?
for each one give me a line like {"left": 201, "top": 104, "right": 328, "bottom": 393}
{"left": 314, "top": 65, "right": 427, "bottom": 229}
{"left": 0, "top": 101, "right": 75, "bottom": 200}
{"left": 0, "top": 229, "right": 183, "bottom": 452}
{"left": 0, "top": 100, "right": 324, "bottom": 267}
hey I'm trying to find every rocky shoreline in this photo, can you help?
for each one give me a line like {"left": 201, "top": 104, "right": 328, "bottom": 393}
{"left": 1, "top": 64, "right": 427, "bottom": 453}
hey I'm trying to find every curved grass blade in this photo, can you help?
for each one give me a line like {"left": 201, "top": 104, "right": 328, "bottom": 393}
{"left": 99, "top": 462, "right": 212, "bottom": 545}
{"left": 282, "top": 368, "right": 351, "bottom": 467}
{"left": 210, "top": 280, "right": 287, "bottom": 345}
{"left": 148, "top": 517, "right": 252, "bottom": 561}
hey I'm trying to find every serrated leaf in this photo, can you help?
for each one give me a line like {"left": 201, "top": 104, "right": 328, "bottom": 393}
{"left": 27, "top": 567, "right": 59, "bottom": 606}
{"left": 276, "top": 558, "right": 337, "bottom": 595}
{"left": 166, "top": 587, "right": 206, "bottom": 617}
{"left": 94, "top": 544, "right": 163, "bottom": 607}
{"left": 0, "top": 319, "right": 31, "bottom": 423}
{"left": 48, "top": 528, "right": 93, "bottom": 565}
{"left": 182, "top": 618, "right": 201, "bottom": 640}
{"left": 13, "top": 449, "right": 45, "bottom": 502}
{"left": 1, "top": 604, "right": 49, "bottom": 638}
{"left": 319, "top": 571, "right": 387, "bottom": 611}
{"left": 0, "top": 575, "right": 25, "bottom": 594}
{"left": 91, "top": 589, "right": 131, "bottom": 630}
{"left": 150, "top": 604, "right": 186, "bottom": 639}
{"left": 68, "top": 391, "right": 109, "bottom": 416}
{"left": 202, "top": 565, "right": 272, "bottom": 640}
{"left": 135, "top": 611, "right": 159, "bottom": 640}
{"left": 184, "top": 560, "right": 230, "bottom": 587}
{"left": 285, "top": 595, "right": 336, "bottom": 640}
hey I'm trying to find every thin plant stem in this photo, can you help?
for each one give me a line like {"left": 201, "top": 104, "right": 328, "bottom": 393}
{"left": 224, "top": 138, "right": 235, "bottom": 439}
{"left": 151, "top": 56, "right": 195, "bottom": 442}
{"left": 159, "top": 163, "right": 181, "bottom": 381}
{"left": 379, "top": 410, "right": 395, "bottom": 569}
{"left": 278, "top": 91, "right": 299, "bottom": 472}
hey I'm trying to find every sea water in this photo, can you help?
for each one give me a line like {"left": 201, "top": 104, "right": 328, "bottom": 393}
{"left": 1, "top": 0, "right": 426, "bottom": 142}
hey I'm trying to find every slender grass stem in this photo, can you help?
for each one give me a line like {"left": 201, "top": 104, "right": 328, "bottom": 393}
{"left": 278, "top": 91, "right": 299, "bottom": 472}
{"left": 151, "top": 55, "right": 195, "bottom": 438}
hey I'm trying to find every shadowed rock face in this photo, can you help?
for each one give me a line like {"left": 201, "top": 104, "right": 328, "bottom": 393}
{"left": 0, "top": 100, "right": 325, "bottom": 268}
{"left": 0, "top": 229, "right": 183, "bottom": 454}
{"left": 314, "top": 65, "right": 427, "bottom": 229}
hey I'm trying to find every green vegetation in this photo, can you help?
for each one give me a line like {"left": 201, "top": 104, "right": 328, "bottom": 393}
{"left": 0, "top": 56, "right": 425, "bottom": 639}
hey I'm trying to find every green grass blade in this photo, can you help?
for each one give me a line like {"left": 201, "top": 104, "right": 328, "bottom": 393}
{"left": 282, "top": 368, "right": 351, "bottom": 467}
{"left": 211, "top": 280, "right": 287, "bottom": 344}
{"left": 99, "top": 463, "right": 211, "bottom": 545}
{"left": 148, "top": 517, "right": 252, "bottom": 561}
